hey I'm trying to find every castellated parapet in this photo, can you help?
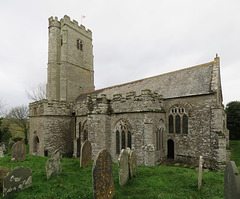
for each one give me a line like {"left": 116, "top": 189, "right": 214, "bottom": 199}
{"left": 29, "top": 100, "right": 73, "bottom": 117}
{"left": 49, "top": 15, "right": 92, "bottom": 39}
{"left": 74, "top": 89, "right": 164, "bottom": 116}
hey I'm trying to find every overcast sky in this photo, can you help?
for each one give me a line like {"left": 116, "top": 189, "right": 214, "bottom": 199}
{"left": 0, "top": 0, "right": 239, "bottom": 111}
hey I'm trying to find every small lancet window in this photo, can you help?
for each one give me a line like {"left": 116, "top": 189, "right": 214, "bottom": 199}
{"left": 122, "top": 131, "right": 126, "bottom": 150}
{"left": 116, "top": 131, "right": 120, "bottom": 154}
{"left": 175, "top": 115, "right": 181, "bottom": 134}
{"left": 80, "top": 41, "right": 83, "bottom": 51}
{"left": 182, "top": 114, "right": 188, "bottom": 134}
{"left": 60, "top": 35, "right": 63, "bottom": 46}
{"left": 169, "top": 115, "right": 174, "bottom": 134}
{"left": 84, "top": 130, "right": 88, "bottom": 141}
{"left": 77, "top": 39, "right": 80, "bottom": 50}
{"left": 127, "top": 131, "right": 132, "bottom": 149}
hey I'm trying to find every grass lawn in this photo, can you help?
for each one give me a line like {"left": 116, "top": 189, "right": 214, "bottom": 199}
{"left": 0, "top": 140, "right": 239, "bottom": 199}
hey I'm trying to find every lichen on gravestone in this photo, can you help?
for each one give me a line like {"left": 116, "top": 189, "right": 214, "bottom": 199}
{"left": 2, "top": 166, "right": 32, "bottom": 197}
{"left": 45, "top": 150, "right": 62, "bottom": 179}
{"left": 92, "top": 149, "right": 114, "bottom": 199}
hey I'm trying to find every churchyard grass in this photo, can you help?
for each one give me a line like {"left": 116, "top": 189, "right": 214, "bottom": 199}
{"left": 1, "top": 141, "right": 239, "bottom": 198}
{"left": 229, "top": 140, "right": 240, "bottom": 171}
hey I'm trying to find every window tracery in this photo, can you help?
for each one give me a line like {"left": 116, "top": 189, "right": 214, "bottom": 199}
{"left": 168, "top": 106, "right": 188, "bottom": 134}
{"left": 114, "top": 119, "right": 132, "bottom": 154}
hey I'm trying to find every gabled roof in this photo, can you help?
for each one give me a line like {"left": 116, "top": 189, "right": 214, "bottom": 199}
{"left": 76, "top": 60, "right": 216, "bottom": 101}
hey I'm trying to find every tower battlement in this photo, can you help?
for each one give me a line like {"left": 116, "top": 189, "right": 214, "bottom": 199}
{"left": 48, "top": 16, "right": 61, "bottom": 28}
{"left": 49, "top": 15, "right": 92, "bottom": 38}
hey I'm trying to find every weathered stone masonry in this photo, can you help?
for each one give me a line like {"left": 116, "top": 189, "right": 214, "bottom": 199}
{"left": 29, "top": 15, "right": 229, "bottom": 170}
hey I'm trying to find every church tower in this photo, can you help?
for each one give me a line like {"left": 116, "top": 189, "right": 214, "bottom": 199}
{"left": 47, "top": 15, "right": 94, "bottom": 102}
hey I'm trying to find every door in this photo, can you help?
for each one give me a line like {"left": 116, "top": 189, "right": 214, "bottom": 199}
{"left": 167, "top": 139, "right": 174, "bottom": 159}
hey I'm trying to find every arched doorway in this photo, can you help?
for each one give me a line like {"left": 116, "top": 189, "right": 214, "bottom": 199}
{"left": 167, "top": 139, "right": 174, "bottom": 159}
{"left": 33, "top": 135, "right": 40, "bottom": 154}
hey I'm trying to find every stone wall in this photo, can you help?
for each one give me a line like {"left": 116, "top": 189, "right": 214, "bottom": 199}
{"left": 47, "top": 15, "right": 94, "bottom": 102}
{"left": 29, "top": 100, "right": 74, "bottom": 157}
{"left": 164, "top": 93, "right": 228, "bottom": 170}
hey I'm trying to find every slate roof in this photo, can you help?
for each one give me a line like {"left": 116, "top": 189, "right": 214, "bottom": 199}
{"left": 76, "top": 61, "right": 215, "bottom": 101}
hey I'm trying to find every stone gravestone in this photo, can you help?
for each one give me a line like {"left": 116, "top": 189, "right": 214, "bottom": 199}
{"left": 0, "top": 142, "right": 7, "bottom": 158}
{"left": 198, "top": 156, "right": 204, "bottom": 190}
{"left": 224, "top": 161, "right": 240, "bottom": 199}
{"left": 80, "top": 140, "right": 92, "bottom": 167}
{"left": 118, "top": 149, "right": 129, "bottom": 186}
{"left": 45, "top": 150, "right": 62, "bottom": 179}
{"left": 127, "top": 148, "right": 138, "bottom": 178}
{"left": 3, "top": 166, "right": 32, "bottom": 197}
{"left": 92, "top": 149, "right": 114, "bottom": 199}
{"left": 11, "top": 141, "right": 26, "bottom": 161}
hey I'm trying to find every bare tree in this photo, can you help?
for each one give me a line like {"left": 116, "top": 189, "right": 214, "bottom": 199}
{"left": 0, "top": 99, "right": 6, "bottom": 117}
{"left": 26, "top": 83, "right": 46, "bottom": 101}
{"left": 7, "top": 105, "right": 29, "bottom": 144}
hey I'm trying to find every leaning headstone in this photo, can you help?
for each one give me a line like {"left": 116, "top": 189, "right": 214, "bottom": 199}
{"left": 45, "top": 150, "right": 62, "bottom": 179}
{"left": 198, "top": 156, "right": 204, "bottom": 190}
{"left": 224, "top": 161, "right": 240, "bottom": 199}
{"left": 80, "top": 140, "right": 92, "bottom": 167}
{"left": 3, "top": 166, "right": 32, "bottom": 197}
{"left": 11, "top": 141, "right": 26, "bottom": 161}
{"left": 92, "top": 149, "right": 114, "bottom": 199}
{"left": 118, "top": 149, "right": 129, "bottom": 186}
{"left": 127, "top": 148, "right": 138, "bottom": 178}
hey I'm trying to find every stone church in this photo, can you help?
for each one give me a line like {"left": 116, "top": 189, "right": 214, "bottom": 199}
{"left": 29, "top": 15, "right": 229, "bottom": 170}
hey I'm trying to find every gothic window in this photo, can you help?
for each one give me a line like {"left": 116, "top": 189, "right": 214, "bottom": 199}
{"left": 182, "top": 114, "right": 188, "bottom": 134}
{"left": 156, "top": 131, "right": 159, "bottom": 150}
{"left": 156, "top": 128, "right": 164, "bottom": 151}
{"left": 175, "top": 115, "right": 181, "bottom": 134}
{"left": 168, "top": 106, "right": 188, "bottom": 135}
{"left": 127, "top": 131, "right": 132, "bottom": 149}
{"left": 114, "top": 119, "right": 132, "bottom": 154}
{"left": 161, "top": 129, "right": 163, "bottom": 149}
{"left": 122, "top": 131, "right": 126, "bottom": 150}
{"left": 169, "top": 115, "right": 173, "bottom": 134}
{"left": 116, "top": 131, "right": 120, "bottom": 154}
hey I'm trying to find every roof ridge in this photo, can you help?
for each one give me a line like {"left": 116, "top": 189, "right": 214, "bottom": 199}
{"left": 80, "top": 60, "right": 214, "bottom": 96}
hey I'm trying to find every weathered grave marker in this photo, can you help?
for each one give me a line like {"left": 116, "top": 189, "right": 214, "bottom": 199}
{"left": 45, "top": 150, "right": 62, "bottom": 179}
{"left": 198, "top": 156, "right": 204, "bottom": 190}
{"left": 129, "top": 149, "right": 138, "bottom": 178}
{"left": 92, "top": 149, "right": 114, "bottom": 199}
{"left": 11, "top": 141, "right": 26, "bottom": 161}
{"left": 224, "top": 161, "right": 240, "bottom": 199}
{"left": 80, "top": 140, "right": 92, "bottom": 167}
{"left": 3, "top": 166, "right": 32, "bottom": 197}
{"left": 0, "top": 142, "right": 6, "bottom": 158}
{"left": 118, "top": 149, "right": 129, "bottom": 186}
